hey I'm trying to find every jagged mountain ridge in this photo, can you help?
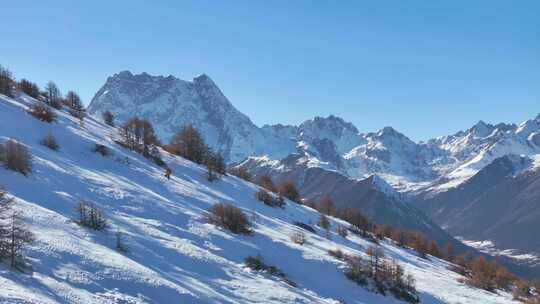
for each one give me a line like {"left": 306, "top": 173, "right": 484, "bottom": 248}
{"left": 88, "top": 71, "right": 540, "bottom": 193}
{"left": 263, "top": 118, "right": 540, "bottom": 193}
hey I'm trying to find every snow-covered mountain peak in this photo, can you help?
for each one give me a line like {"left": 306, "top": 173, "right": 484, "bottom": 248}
{"left": 115, "top": 70, "right": 134, "bottom": 78}
{"left": 378, "top": 126, "right": 402, "bottom": 136}
{"left": 372, "top": 126, "right": 414, "bottom": 144}
{"left": 109, "top": 70, "right": 174, "bottom": 83}
{"left": 193, "top": 73, "right": 220, "bottom": 90}
{"left": 516, "top": 115, "right": 540, "bottom": 140}
{"left": 193, "top": 72, "right": 211, "bottom": 80}
{"left": 298, "top": 115, "right": 363, "bottom": 154}
{"left": 88, "top": 71, "right": 295, "bottom": 163}
{"left": 362, "top": 127, "right": 421, "bottom": 162}
{"left": 469, "top": 120, "right": 494, "bottom": 138}
{"left": 299, "top": 115, "right": 359, "bottom": 137}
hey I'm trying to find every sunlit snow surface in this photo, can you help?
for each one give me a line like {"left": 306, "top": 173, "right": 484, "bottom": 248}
{"left": 0, "top": 93, "right": 518, "bottom": 303}
{"left": 458, "top": 238, "right": 540, "bottom": 267}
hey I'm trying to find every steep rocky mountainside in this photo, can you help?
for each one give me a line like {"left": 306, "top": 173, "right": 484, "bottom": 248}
{"left": 88, "top": 71, "right": 295, "bottom": 163}
{"left": 239, "top": 155, "right": 465, "bottom": 251}
{"left": 413, "top": 154, "right": 540, "bottom": 258}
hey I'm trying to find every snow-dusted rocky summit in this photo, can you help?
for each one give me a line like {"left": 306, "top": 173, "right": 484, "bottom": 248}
{"left": 249, "top": 115, "right": 540, "bottom": 194}
{"left": 258, "top": 116, "right": 444, "bottom": 185}
{"left": 88, "top": 71, "right": 295, "bottom": 163}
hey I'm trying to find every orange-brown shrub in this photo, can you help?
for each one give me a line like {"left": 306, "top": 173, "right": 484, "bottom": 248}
{"left": 206, "top": 202, "right": 252, "bottom": 235}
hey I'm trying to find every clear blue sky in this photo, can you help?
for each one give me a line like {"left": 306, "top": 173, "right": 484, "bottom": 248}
{"left": 2, "top": 1, "right": 539, "bottom": 141}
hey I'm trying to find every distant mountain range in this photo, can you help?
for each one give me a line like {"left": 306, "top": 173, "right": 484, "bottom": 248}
{"left": 89, "top": 71, "right": 540, "bottom": 195}
{"left": 89, "top": 71, "right": 540, "bottom": 274}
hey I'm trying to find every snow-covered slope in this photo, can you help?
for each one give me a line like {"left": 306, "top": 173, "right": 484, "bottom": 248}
{"left": 0, "top": 94, "right": 519, "bottom": 303}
